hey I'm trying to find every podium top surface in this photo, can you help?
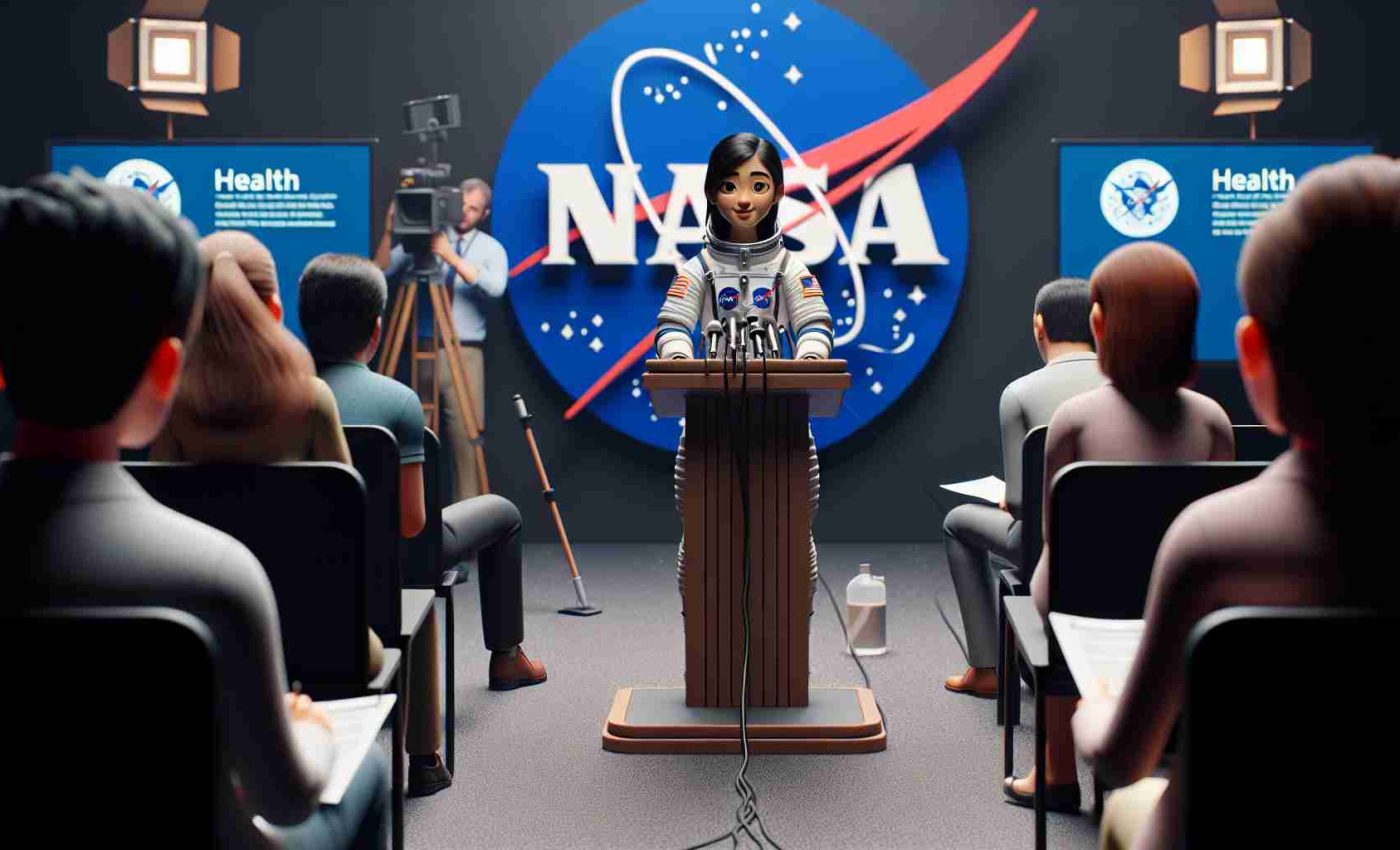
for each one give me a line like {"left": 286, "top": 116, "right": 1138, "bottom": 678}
{"left": 642, "top": 359, "right": 850, "bottom": 418}
{"left": 644, "top": 358, "right": 848, "bottom": 374}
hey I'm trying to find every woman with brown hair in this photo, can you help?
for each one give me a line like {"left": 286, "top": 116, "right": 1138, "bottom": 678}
{"left": 151, "top": 230, "right": 351, "bottom": 465}
{"left": 1073, "top": 155, "right": 1400, "bottom": 850}
{"left": 1004, "top": 241, "right": 1234, "bottom": 811}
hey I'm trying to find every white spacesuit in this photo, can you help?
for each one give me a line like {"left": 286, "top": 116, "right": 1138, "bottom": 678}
{"left": 656, "top": 222, "right": 835, "bottom": 604}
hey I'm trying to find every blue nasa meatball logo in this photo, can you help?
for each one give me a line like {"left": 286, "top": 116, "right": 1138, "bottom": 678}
{"left": 493, "top": 0, "right": 1036, "bottom": 450}
{"left": 718, "top": 287, "right": 741, "bottom": 310}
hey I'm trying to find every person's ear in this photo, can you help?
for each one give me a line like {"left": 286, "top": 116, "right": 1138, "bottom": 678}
{"left": 1235, "top": 315, "right": 1285, "bottom": 434}
{"left": 369, "top": 316, "right": 383, "bottom": 354}
{"left": 265, "top": 291, "right": 285, "bottom": 324}
{"left": 1033, "top": 313, "right": 1046, "bottom": 342}
{"left": 482, "top": 206, "right": 491, "bottom": 222}
{"left": 1089, "top": 302, "right": 1105, "bottom": 349}
{"left": 146, "top": 337, "right": 184, "bottom": 402}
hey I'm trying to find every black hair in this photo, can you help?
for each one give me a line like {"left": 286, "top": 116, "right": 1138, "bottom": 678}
{"left": 704, "top": 132, "right": 785, "bottom": 241}
{"left": 1033, "top": 277, "right": 1094, "bottom": 347}
{"left": 297, "top": 253, "right": 388, "bottom": 362}
{"left": 0, "top": 170, "right": 203, "bottom": 427}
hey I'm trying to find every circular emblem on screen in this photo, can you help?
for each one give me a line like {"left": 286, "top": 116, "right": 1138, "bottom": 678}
{"left": 104, "top": 158, "right": 182, "bottom": 216}
{"left": 1100, "top": 159, "right": 1178, "bottom": 238}
{"left": 492, "top": 1, "right": 1037, "bottom": 450}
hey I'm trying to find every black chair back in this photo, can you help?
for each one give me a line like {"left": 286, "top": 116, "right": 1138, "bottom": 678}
{"left": 4, "top": 607, "right": 217, "bottom": 845}
{"left": 1231, "top": 423, "right": 1289, "bottom": 462}
{"left": 126, "top": 462, "right": 369, "bottom": 694}
{"left": 401, "top": 428, "right": 444, "bottom": 587}
{"left": 1183, "top": 606, "right": 1393, "bottom": 846}
{"left": 1019, "top": 426, "right": 1048, "bottom": 570}
{"left": 1048, "top": 462, "right": 1267, "bottom": 618}
{"left": 343, "top": 425, "right": 404, "bottom": 638}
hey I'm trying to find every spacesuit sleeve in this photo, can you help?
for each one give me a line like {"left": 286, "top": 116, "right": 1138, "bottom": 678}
{"left": 780, "top": 256, "right": 834, "bottom": 359}
{"left": 655, "top": 258, "right": 706, "bottom": 359}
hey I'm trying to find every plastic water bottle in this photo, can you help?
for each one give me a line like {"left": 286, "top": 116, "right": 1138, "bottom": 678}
{"left": 845, "top": 563, "right": 887, "bottom": 656}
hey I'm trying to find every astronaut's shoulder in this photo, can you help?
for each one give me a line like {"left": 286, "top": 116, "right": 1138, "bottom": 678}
{"left": 780, "top": 250, "right": 814, "bottom": 281}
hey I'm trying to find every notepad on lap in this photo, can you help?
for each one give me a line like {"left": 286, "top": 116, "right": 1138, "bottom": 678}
{"left": 940, "top": 475, "right": 1006, "bottom": 505}
{"left": 318, "top": 695, "right": 397, "bottom": 805}
{"left": 1048, "top": 613, "right": 1145, "bottom": 700}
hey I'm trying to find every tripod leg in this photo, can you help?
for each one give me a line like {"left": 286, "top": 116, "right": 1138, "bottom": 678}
{"left": 381, "top": 281, "right": 417, "bottom": 379}
{"left": 377, "top": 283, "right": 407, "bottom": 375}
{"left": 427, "top": 283, "right": 491, "bottom": 495}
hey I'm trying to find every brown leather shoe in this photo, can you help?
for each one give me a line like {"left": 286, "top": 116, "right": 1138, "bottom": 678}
{"left": 488, "top": 646, "right": 547, "bottom": 691}
{"left": 944, "top": 666, "right": 998, "bottom": 699}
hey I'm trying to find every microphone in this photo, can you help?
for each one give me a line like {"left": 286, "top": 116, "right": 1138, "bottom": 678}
{"left": 765, "top": 318, "right": 781, "bottom": 358}
{"left": 726, "top": 315, "right": 740, "bottom": 360}
{"left": 705, "top": 320, "right": 723, "bottom": 360}
{"left": 746, "top": 316, "right": 766, "bottom": 359}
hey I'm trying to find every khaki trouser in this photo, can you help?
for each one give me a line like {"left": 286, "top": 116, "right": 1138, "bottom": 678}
{"left": 433, "top": 344, "right": 485, "bottom": 502}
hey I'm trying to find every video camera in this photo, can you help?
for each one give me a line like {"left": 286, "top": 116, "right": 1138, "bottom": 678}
{"left": 394, "top": 94, "right": 464, "bottom": 271}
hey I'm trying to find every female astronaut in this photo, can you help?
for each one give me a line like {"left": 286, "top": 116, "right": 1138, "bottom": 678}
{"left": 654, "top": 132, "right": 835, "bottom": 606}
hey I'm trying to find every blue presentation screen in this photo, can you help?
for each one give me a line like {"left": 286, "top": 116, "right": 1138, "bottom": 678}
{"left": 49, "top": 140, "right": 373, "bottom": 341}
{"left": 1059, "top": 141, "right": 1371, "bottom": 360}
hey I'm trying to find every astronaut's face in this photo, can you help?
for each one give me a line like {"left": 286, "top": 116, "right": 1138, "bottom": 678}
{"left": 711, "top": 155, "right": 777, "bottom": 241}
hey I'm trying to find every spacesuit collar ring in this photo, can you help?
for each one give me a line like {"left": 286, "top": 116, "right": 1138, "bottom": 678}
{"left": 703, "top": 222, "right": 783, "bottom": 268}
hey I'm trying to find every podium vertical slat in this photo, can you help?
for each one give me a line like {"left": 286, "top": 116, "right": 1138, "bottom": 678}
{"left": 729, "top": 408, "right": 745, "bottom": 707}
{"left": 788, "top": 396, "right": 810, "bottom": 706}
{"left": 683, "top": 399, "right": 704, "bottom": 706}
{"left": 776, "top": 397, "right": 790, "bottom": 706}
{"left": 705, "top": 398, "right": 719, "bottom": 706}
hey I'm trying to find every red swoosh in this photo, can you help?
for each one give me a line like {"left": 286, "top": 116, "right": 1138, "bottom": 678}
{"left": 543, "top": 7, "right": 1039, "bottom": 421}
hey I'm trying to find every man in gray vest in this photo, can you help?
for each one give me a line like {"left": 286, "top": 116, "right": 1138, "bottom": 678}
{"left": 943, "top": 278, "right": 1105, "bottom": 698}
{"left": 376, "top": 177, "right": 507, "bottom": 501}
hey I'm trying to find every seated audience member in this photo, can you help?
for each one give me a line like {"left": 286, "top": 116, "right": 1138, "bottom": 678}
{"left": 0, "top": 173, "right": 388, "bottom": 847}
{"left": 147, "top": 231, "right": 390, "bottom": 677}
{"left": 298, "top": 254, "right": 547, "bottom": 699}
{"left": 1073, "top": 155, "right": 1400, "bottom": 850}
{"left": 1006, "top": 242, "right": 1235, "bottom": 811}
{"left": 944, "top": 277, "right": 1104, "bottom": 698}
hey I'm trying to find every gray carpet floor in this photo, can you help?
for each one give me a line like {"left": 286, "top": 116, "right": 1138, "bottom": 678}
{"left": 402, "top": 542, "right": 1101, "bottom": 849}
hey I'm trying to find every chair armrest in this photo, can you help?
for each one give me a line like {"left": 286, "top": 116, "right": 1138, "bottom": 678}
{"left": 366, "top": 648, "right": 402, "bottom": 694}
{"left": 998, "top": 568, "right": 1025, "bottom": 597}
{"left": 1004, "top": 596, "right": 1049, "bottom": 670}
{"left": 439, "top": 569, "right": 460, "bottom": 591}
{"left": 399, "top": 589, "right": 435, "bottom": 645}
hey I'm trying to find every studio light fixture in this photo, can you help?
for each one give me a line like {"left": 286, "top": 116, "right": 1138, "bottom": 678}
{"left": 1179, "top": 0, "right": 1312, "bottom": 138}
{"left": 107, "top": 0, "right": 240, "bottom": 138}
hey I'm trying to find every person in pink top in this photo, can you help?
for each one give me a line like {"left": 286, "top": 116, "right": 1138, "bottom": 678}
{"left": 1071, "top": 154, "right": 1400, "bottom": 849}
{"left": 1005, "top": 241, "right": 1235, "bottom": 811}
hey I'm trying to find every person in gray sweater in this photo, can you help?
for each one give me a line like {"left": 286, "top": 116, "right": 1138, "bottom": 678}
{"left": 943, "top": 278, "right": 1105, "bottom": 698}
{"left": 0, "top": 173, "right": 387, "bottom": 849}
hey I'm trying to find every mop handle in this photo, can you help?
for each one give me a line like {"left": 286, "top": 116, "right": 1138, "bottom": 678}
{"left": 513, "top": 395, "right": 583, "bottom": 580}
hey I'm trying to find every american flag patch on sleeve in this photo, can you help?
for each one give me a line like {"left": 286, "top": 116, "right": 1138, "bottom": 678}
{"left": 667, "top": 275, "right": 691, "bottom": 299}
{"left": 800, "top": 275, "right": 823, "bottom": 298}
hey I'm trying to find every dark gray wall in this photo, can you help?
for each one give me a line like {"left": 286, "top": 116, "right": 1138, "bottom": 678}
{"left": 1, "top": 1, "right": 1396, "bottom": 541}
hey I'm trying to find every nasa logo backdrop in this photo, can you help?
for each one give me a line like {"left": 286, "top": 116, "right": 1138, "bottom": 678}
{"left": 495, "top": 0, "right": 1035, "bottom": 450}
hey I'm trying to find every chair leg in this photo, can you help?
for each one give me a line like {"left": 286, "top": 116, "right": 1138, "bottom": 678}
{"left": 1034, "top": 671, "right": 1046, "bottom": 850}
{"left": 1003, "top": 610, "right": 1017, "bottom": 779}
{"left": 1093, "top": 772, "right": 1104, "bottom": 823}
{"left": 391, "top": 668, "right": 405, "bottom": 850}
{"left": 996, "top": 594, "right": 1006, "bottom": 728}
{"left": 444, "top": 588, "right": 456, "bottom": 776}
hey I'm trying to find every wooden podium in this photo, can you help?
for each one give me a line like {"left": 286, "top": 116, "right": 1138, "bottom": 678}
{"left": 602, "top": 359, "right": 886, "bottom": 754}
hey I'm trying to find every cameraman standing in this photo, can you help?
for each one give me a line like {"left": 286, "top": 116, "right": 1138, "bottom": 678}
{"left": 375, "top": 177, "right": 506, "bottom": 500}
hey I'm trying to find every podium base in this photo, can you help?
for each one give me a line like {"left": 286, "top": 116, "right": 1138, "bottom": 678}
{"left": 602, "top": 687, "right": 887, "bottom": 754}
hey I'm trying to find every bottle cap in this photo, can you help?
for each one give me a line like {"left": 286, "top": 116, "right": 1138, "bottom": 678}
{"left": 859, "top": 562, "right": 871, "bottom": 574}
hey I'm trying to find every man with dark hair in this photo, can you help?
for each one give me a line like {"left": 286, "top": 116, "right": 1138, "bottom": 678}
{"left": 373, "top": 177, "right": 506, "bottom": 504}
{"left": 299, "top": 255, "right": 546, "bottom": 774}
{"left": 0, "top": 173, "right": 388, "bottom": 847}
{"left": 941, "top": 277, "right": 1105, "bottom": 698}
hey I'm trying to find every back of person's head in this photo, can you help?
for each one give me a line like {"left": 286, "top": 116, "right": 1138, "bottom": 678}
{"left": 174, "top": 231, "right": 314, "bottom": 429}
{"left": 298, "top": 254, "right": 388, "bottom": 363}
{"left": 1034, "top": 277, "right": 1093, "bottom": 346}
{"left": 1090, "top": 242, "right": 1199, "bottom": 393}
{"left": 1238, "top": 155, "right": 1400, "bottom": 457}
{"left": 0, "top": 171, "right": 202, "bottom": 427}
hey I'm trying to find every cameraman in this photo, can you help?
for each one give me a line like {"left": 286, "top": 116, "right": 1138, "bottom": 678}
{"left": 375, "top": 177, "right": 506, "bottom": 501}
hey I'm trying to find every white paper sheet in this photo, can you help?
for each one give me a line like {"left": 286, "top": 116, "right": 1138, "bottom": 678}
{"left": 318, "top": 694, "right": 397, "bottom": 805}
{"left": 939, "top": 475, "right": 1006, "bottom": 505}
{"left": 1048, "top": 613, "right": 1145, "bottom": 700}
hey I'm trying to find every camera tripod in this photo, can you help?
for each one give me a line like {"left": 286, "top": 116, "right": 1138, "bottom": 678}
{"left": 378, "top": 269, "right": 490, "bottom": 495}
